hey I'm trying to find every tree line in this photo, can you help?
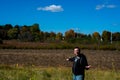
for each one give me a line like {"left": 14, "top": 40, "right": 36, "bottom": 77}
{"left": 0, "top": 23, "right": 120, "bottom": 44}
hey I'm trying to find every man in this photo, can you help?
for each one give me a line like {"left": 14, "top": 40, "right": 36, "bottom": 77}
{"left": 66, "top": 47, "right": 91, "bottom": 80}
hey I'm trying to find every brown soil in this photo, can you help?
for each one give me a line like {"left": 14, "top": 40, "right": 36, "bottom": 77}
{"left": 0, "top": 49, "right": 120, "bottom": 70}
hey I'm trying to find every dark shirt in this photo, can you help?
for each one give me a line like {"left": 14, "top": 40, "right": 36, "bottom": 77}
{"left": 68, "top": 53, "right": 88, "bottom": 75}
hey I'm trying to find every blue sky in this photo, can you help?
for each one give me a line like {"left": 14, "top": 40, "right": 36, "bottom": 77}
{"left": 0, "top": 0, "right": 120, "bottom": 34}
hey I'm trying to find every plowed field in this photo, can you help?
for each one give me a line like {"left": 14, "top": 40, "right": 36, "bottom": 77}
{"left": 0, "top": 49, "right": 120, "bottom": 70}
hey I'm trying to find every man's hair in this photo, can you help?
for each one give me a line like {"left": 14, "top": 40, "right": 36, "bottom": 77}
{"left": 74, "top": 47, "right": 81, "bottom": 53}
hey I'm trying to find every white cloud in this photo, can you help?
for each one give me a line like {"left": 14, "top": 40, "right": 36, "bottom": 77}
{"left": 106, "top": 5, "right": 116, "bottom": 8}
{"left": 96, "top": 4, "right": 117, "bottom": 10}
{"left": 96, "top": 4, "right": 105, "bottom": 10}
{"left": 37, "top": 4, "right": 64, "bottom": 12}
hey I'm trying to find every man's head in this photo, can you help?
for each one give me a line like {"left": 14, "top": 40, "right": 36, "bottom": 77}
{"left": 74, "top": 47, "right": 81, "bottom": 55}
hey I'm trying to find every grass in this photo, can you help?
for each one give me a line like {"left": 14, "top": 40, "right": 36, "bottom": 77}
{"left": 0, "top": 65, "right": 72, "bottom": 80}
{"left": 0, "top": 65, "right": 120, "bottom": 80}
{"left": 85, "top": 69, "right": 120, "bottom": 80}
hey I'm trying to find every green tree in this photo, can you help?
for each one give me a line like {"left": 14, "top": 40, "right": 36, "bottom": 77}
{"left": 0, "top": 26, "right": 4, "bottom": 39}
{"left": 19, "top": 25, "right": 32, "bottom": 41}
{"left": 4, "top": 24, "right": 13, "bottom": 31}
{"left": 92, "top": 32, "right": 101, "bottom": 40}
{"left": 50, "top": 32, "right": 56, "bottom": 41}
{"left": 29, "top": 24, "right": 41, "bottom": 41}
{"left": 65, "top": 29, "right": 75, "bottom": 43}
{"left": 112, "top": 32, "right": 120, "bottom": 41}
{"left": 65, "top": 29, "right": 75, "bottom": 40}
{"left": 18, "top": 31, "right": 33, "bottom": 41}
{"left": 14, "top": 25, "right": 20, "bottom": 34}
{"left": 21, "top": 25, "right": 30, "bottom": 33}
{"left": 0, "top": 24, "right": 13, "bottom": 39}
{"left": 30, "top": 23, "right": 40, "bottom": 33}
{"left": 56, "top": 32, "right": 63, "bottom": 40}
{"left": 43, "top": 32, "right": 50, "bottom": 41}
{"left": 39, "top": 31, "right": 44, "bottom": 42}
{"left": 102, "top": 30, "right": 111, "bottom": 42}
{"left": 7, "top": 28, "right": 19, "bottom": 39}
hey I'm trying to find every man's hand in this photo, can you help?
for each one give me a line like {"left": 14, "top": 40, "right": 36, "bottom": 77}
{"left": 85, "top": 65, "right": 91, "bottom": 69}
{"left": 66, "top": 58, "right": 69, "bottom": 61}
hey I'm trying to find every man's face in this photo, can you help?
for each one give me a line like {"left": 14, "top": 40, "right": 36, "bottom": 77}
{"left": 74, "top": 48, "right": 79, "bottom": 55}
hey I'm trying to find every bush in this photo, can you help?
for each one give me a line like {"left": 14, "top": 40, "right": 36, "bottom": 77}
{"left": 98, "top": 45, "right": 116, "bottom": 50}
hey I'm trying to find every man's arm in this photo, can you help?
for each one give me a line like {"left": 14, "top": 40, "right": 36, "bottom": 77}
{"left": 83, "top": 54, "right": 91, "bottom": 69}
{"left": 66, "top": 57, "right": 74, "bottom": 62}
